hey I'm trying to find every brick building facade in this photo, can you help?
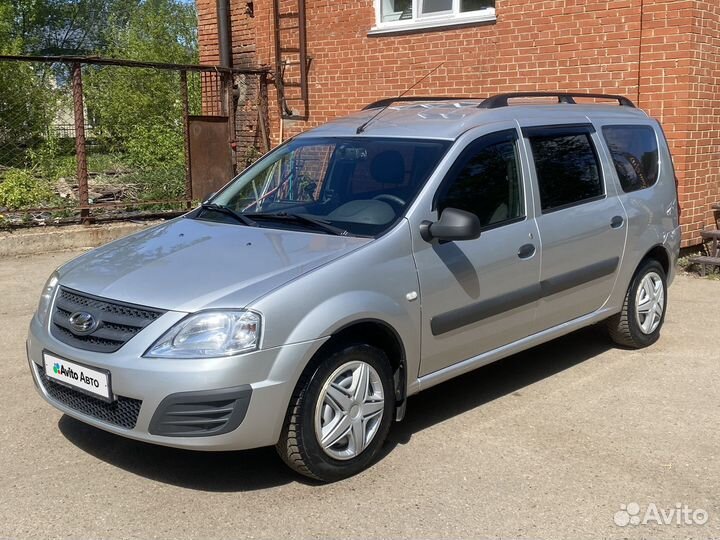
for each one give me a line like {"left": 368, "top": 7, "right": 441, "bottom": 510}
{"left": 197, "top": 0, "right": 720, "bottom": 246}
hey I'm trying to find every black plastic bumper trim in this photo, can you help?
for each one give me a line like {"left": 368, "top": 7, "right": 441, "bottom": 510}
{"left": 148, "top": 385, "right": 253, "bottom": 437}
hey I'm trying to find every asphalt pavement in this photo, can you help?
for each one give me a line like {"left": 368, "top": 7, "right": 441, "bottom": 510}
{"left": 1, "top": 249, "right": 718, "bottom": 539}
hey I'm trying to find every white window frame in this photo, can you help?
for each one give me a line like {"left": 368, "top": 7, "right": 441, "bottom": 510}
{"left": 370, "top": 0, "right": 495, "bottom": 35}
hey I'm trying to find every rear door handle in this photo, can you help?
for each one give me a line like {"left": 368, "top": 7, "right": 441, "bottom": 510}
{"left": 518, "top": 243, "right": 536, "bottom": 259}
{"left": 611, "top": 215, "right": 624, "bottom": 229}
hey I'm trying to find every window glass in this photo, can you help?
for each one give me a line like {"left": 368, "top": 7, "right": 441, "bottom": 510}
{"left": 380, "top": 0, "right": 412, "bottom": 21}
{"left": 421, "top": 0, "right": 452, "bottom": 15}
{"left": 438, "top": 132, "right": 524, "bottom": 228}
{"left": 528, "top": 130, "right": 603, "bottom": 212}
{"left": 379, "top": 0, "right": 494, "bottom": 24}
{"left": 602, "top": 125, "right": 659, "bottom": 193}
{"left": 210, "top": 137, "right": 450, "bottom": 237}
{"left": 460, "top": 0, "right": 493, "bottom": 12}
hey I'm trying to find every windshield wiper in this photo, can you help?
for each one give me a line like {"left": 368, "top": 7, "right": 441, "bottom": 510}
{"left": 199, "top": 203, "right": 257, "bottom": 227}
{"left": 249, "top": 212, "right": 348, "bottom": 236}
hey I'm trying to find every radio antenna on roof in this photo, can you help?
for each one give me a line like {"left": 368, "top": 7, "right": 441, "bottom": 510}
{"left": 356, "top": 61, "right": 445, "bottom": 134}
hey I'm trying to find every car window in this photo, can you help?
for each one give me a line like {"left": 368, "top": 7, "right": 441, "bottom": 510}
{"left": 266, "top": 144, "right": 334, "bottom": 202}
{"left": 437, "top": 130, "right": 524, "bottom": 228}
{"left": 526, "top": 127, "right": 604, "bottom": 212}
{"left": 209, "top": 137, "right": 450, "bottom": 237}
{"left": 602, "top": 125, "right": 659, "bottom": 193}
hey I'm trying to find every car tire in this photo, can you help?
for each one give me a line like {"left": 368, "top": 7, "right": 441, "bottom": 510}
{"left": 607, "top": 259, "right": 667, "bottom": 349}
{"left": 276, "top": 344, "right": 395, "bottom": 482}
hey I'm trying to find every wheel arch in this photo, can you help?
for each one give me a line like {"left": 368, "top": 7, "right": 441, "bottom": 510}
{"left": 297, "top": 318, "right": 408, "bottom": 421}
{"left": 640, "top": 244, "right": 671, "bottom": 275}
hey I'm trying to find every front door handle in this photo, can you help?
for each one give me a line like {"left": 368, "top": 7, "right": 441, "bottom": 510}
{"left": 611, "top": 215, "right": 624, "bottom": 229}
{"left": 518, "top": 243, "right": 536, "bottom": 259}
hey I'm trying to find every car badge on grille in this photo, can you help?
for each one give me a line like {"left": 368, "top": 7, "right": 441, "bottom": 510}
{"left": 68, "top": 311, "right": 98, "bottom": 335}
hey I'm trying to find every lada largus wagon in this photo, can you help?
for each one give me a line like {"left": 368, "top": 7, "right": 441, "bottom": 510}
{"left": 28, "top": 92, "right": 681, "bottom": 481}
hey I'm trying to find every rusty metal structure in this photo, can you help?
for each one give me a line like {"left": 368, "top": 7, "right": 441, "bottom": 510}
{"left": 272, "top": 0, "right": 310, "bottom": 120}
{"left": 0, "top": 55, "right": 270, "bottom": 226}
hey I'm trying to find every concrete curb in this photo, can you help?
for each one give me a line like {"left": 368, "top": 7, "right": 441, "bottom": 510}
{"left": 0, "top": 220, "right": 163, "bottom": 258}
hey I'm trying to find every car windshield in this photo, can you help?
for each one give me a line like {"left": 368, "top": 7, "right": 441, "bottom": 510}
{"left": 200, "top": 137, "right": 451, "bottom": 237}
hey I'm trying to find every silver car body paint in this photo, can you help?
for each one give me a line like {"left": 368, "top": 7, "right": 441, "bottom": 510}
{"left": 27, "top": 101, "right": 681, "bottom": 451}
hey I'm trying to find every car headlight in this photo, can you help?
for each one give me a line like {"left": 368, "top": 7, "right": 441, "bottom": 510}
{"left": 36, "top": 271, "right": 59, "bottom": 327}
{"left": 144, "top": 310, "right": 261, "bottom": 358}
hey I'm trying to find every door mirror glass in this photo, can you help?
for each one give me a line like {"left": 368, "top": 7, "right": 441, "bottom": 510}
{"left": 420, "top": 207, "right": 481, "bottom": 242}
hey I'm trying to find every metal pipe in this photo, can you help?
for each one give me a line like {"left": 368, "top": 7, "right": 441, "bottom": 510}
{"left": 71, "top": 62, "right": 91, "bottom": 224}
{"left": 0, "top": 54, "right": 267, "bottom": 73}
{"left": 298, "top": 0, "right": 308, "bottom": 112}
{"left": 216, "top": 0, "right": 233, "bottom": 69}
{"left": 180, "top": 70, "right": 193, "bottom": 206}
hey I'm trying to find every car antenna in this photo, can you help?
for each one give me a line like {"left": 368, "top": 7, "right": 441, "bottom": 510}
{"left": 356, "top": 61, "right": 445, "bottom": 134}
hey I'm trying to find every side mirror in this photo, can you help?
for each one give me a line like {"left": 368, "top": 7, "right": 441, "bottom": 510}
{"left": 420, "top": 207, "right": 481, "bottom": 242}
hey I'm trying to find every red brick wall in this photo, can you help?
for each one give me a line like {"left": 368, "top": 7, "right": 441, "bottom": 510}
{"left": 197, "top": 0, "right": 720, "bottom": 246}
{"left": 685, "top": 1, "right": 720, "bottom": 237}
{"left": 197, "top": 0, "right": 264, "bottom": 163}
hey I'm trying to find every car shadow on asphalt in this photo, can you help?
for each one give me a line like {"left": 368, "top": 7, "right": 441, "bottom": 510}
{"left": 59, "top": 324, "right": 613, "bottom": 492}
{"left": 384, "top": 324, "right": 612, "bottom": 449}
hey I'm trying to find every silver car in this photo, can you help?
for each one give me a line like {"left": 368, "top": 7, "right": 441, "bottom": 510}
{"left": 27, "top": 93, "right": 681, "bottom": 481}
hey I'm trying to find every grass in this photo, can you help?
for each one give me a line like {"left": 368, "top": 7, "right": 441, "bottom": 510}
{"left": 677, "top": 250, "right": 720, "bottom": 280}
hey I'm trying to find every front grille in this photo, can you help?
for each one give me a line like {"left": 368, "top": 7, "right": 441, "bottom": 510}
{"left": 36, "top": 366, "right": 141, "bottom": 429}
{"left": 51, "top": 287, "right": 166, "bottom": 353}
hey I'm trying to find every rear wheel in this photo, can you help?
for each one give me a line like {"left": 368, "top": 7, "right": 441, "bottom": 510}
{"left": 276, "top": 344, "right": 394, "bottom": 482}
{"left": 607, "top": 259, "right": 667, "bottom": 348}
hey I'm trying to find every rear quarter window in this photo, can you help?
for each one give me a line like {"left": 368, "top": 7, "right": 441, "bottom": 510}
{"left": 602, "top": 125, "right": 659, "bottom": 193}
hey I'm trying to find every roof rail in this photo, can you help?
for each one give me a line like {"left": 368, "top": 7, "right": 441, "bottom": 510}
{"left": 478, "top": 92, "right": 636, "bottom": 109}
{"left": 362, "top": 96, "right": 478, "bottom": 110}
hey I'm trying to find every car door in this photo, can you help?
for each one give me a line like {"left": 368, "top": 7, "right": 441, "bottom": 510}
{"left": 521, "top": 123, "right": 627, "bottom": 329}
{"left": 412, "top": 125, "right": 542, "bottom": 377}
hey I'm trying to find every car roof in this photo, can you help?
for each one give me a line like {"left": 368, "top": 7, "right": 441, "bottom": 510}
{"left": 296, "top": 99, "right": 650, "bottom": 141}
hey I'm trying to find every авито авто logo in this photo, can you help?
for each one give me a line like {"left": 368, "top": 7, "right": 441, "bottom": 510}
{"left": 53, "top": 363, "right": 60, "bottom": 374}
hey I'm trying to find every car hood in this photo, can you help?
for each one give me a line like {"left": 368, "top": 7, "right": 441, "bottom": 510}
{"left": 58, "top": 217, "right": 372, "bottom": 312}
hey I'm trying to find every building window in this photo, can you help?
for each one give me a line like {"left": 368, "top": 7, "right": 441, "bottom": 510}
{"left": 375, "top": 0, "right": 495, "bottom": 32}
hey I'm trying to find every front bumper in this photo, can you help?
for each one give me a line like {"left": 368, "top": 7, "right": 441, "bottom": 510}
{"left": 27, "top": 313, "right": 327, "bottom": 451}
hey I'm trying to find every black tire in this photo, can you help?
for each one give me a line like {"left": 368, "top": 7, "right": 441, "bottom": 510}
{"left": 276, "top": 344, "right": 395, "bottom": 482}
{"left": 607, "top": 259, "right": 667, "bottom": 348}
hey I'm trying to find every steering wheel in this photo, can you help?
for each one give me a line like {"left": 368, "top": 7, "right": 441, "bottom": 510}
{"left": 372, "top": 194, "right": 406, "bottom": 208}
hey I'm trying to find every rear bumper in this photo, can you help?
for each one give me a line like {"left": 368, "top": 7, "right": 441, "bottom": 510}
{"left": 27, "top": 314, "right": 327, "bottom": 451}
{"left": 666, "top": 225, "right": 682, "bottom": 286}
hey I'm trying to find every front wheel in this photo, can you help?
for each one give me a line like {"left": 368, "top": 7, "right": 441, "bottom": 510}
{"left": 607, "top": 259, "right": 667, "bottom": 348}
{"left": 276, "top": 344, "right": 395, "bottom": 482}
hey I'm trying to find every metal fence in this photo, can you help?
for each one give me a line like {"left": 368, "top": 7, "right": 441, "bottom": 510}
{"left": 0, "top": 55, "right": 270, "bottom": 227}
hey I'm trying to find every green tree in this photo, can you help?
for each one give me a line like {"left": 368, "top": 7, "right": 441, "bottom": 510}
{"left": 0, "top": 1, "right": 55, "bottom": 167}
{"left": 83, "top": 0, "right": 199, "bottom": 197}
{"left": 10, "top": 0, "right": 139, "bottom": 56}
{"left": 85, "top": 0, "right": 197, "bottom": 143}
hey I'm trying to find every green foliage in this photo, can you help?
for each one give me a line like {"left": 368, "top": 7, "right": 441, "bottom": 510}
{"left": 0, "top": 62, "right": 55, "bottom": 167}
{"left": 125, "top": 124, "right": 186, "bottom": 201}
{"left": 0, "top": 0, "right": 199, "bottom": 212}
{"left": 0, "top": 1, "right": 56, "bottom": 167}
{"left": 677, "top": 253, "right": 700, "bottom": 270}
{"left": 28, "top": 136, "right": 76, "bottom": 181}
{"left": 126, "top": 124, "right": 184, "bottom": 168}
{"left": 131, "top": 168, "right": 186, "bottom": 202}
{"left": 84, "top": 0, "right": 198, "bottom": 144}
{"left": 8, "top": 0, "right": 139, "bottom": 56}
{"left": 244, "top": 146, "right": 263, "bottom": 168}
{"left": 0, "top": 169, "right": 55, "bottom": 209}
